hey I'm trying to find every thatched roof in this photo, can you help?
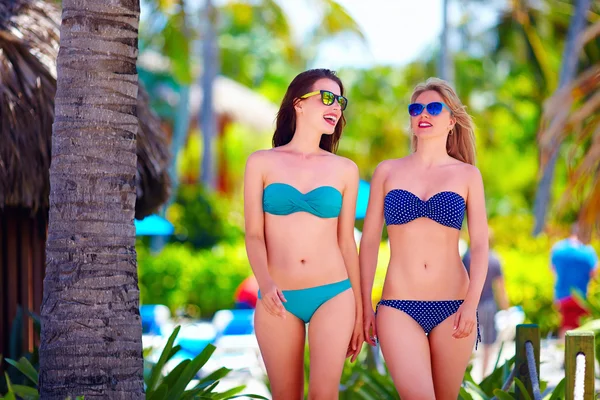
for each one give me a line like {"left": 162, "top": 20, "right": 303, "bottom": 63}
{"left": 0, "top": 0, "right": 171, "bottom": 219}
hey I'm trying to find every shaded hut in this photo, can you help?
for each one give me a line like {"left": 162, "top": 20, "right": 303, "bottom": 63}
{"left": 0, "top": 0, "right": 171, "bottom": 359}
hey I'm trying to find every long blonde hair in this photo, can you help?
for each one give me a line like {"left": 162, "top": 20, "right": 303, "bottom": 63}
{"left": 410, "top": 78, "right": 476, "bottom": 165}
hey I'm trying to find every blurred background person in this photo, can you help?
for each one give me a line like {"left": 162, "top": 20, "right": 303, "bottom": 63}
{"left": 235, "top": 275, "right": 259, "bottom": 309}
{"left": 550, "top": 222, "right": 598, "bottom": 338}
{"left": 463, "top": 227, "right": 509, "bottom": 378}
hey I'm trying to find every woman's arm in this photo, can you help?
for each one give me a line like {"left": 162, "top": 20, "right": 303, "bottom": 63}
{"left": 358, "top": 161, "right": 389, "bottom": 344}
{"left": 464, "top": 167, "right": 489, "bottom": 306}
{"left": 337, "top": 160, "right": 362, "bottom": 319}
{"left": 454, "top": 166, "right": 489, "bottom": 338}
{"left": 243, "top": 151, "right": 286, "bottom": 318}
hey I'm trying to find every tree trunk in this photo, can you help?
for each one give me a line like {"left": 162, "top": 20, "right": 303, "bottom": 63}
{"left": 39, "top": 0, "right": 144, "bottom": 399}
{"left": 167, "top": 0, "right": 191, "bottom": 206}
{"left": 169, "top": 84, "right": 190, "bottom": 200}
{"left": 200, "top": 0, "right": 218, "bottom": 190}
{"left": 438, "top": 0, "right": 453, "bottom": 83}
{"left": 532, "top": 0, "right": 591, "bottom": 235}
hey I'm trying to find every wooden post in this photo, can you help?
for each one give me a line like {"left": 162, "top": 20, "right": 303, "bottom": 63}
{"left": 565, "top": 331, "right": 595, "bottom": 400}
{"left": 516, "top": 324, "right": 540, "bottom": 400}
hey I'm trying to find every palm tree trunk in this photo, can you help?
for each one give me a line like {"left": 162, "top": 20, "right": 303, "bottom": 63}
{"left": 200, "top": 0, "right": 218, "bottom": 190}
{"left": 39, "top": 0, "right": 144, "bottom": 399}
{"left": 533, "top": 0, "right": 591, "bottom": 235}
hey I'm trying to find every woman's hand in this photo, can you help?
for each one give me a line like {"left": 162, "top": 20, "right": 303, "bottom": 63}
{"left": 259, "top": 280, "right": 287, "bottom": 319}
{"left": 347, "top": 314, "right": 364, "bottom": 362}
{"left": 363, "top": 307, "right": 377, "bottom": 346}
{"left": 453, "top": 301, "right": 477, "bottom": 339}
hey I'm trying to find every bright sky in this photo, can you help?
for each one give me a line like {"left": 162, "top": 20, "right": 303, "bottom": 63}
{"left": 141, "top": 0, "right": 504, "bottom": 69}
{"left": 280, "top": 0, "right": 503, "bottom": 69}
{"left": 281, "top": 0, "right": 444, "bottom": 69}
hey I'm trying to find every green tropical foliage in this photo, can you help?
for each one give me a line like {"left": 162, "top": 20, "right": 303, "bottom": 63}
{"left": 1, "top": 327, "right": 267, "bottom": 400}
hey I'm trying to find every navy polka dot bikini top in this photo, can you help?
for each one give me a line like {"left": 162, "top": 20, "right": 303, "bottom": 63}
{"left": 384, "top": 189, "right": 466, "bottom": 230}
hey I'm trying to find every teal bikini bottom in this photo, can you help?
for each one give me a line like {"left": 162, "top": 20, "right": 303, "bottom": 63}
{"left": 258, "top": 279, "right": 351, "bottom": 323}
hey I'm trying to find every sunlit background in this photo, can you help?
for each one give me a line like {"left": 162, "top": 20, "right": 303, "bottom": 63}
{"left": 127, "top": 0, "right": 600, "bottom": 396}
{"left": 1, "top": 0, "right": 599, "bottom": 398}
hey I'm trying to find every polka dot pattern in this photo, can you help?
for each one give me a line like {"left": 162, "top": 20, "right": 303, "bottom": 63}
{"left": 384, "top": 189, "right": 466, "bottom": 230}
{"left": 376, "top": 299, "right": 481, "bottom": 350}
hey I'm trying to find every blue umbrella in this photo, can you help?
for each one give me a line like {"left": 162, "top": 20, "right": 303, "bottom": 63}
{"left": 134, "top": 214, "right": 174, "bottom": 236}
{"left": 356, "top": 179, "right": 370, "bottom": 220}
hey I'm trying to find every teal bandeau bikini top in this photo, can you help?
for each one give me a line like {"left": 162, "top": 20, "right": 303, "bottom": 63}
{"left": 263, "top": 183, "right": 343, "bottom": 219}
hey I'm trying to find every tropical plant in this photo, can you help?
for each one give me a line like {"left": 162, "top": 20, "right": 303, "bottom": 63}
{"left": 535, "top": 18, "right": 600, "bottom": 240}
{"left": 2, "top": 326, "right": 267, "bottom": 400}
{"left": 166, "top": 184, "right": 244, "bottom": 249}
{"left": 38, "top": 0, "right": 145, "bottom": 397}
{"left": 144, "top": 326, "right": 267, "bottom": 399}
{"left": 138, "top": 241, "right": 251, "bottom": 318}
{"left": 532, "top": 0, "right": 598, "bottom": 236}
{"left": 572, "top": 289, "right": 600, "bottom": 367}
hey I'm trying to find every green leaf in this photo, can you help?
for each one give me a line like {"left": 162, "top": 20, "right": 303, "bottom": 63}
{"left": 211, "top": 384, "right": 245, "bottom": 399}
{"left": 493, "top": 341, "right": 506, "bottom": 371}
{"left": 160, "top": 359, "right": 190, "bottom": 391}
{"left": 147, "top": 383, "right": 168, "bottom": 400}
{"left": 458, "top": 386, "right": 474, "bottom": 400}
{"left": 480, "top": 357, "right": 515, "bottom": 396}
{"left": 165, "top": 344, "right": 217, "bottom": 399}
{"left": 548, "top": 377, "right": 566, "bottom": 400}
{"left": 4, "top": 373, "right": 16, "bottom": 400}
{"left": 572, "top": 289, "right": 600, "bottom": 316}
{"left": 180, "top": 386, "right": 208, "bottom": 400}
{"left": 27, "top": 311, "right": 41, "bottom": 337}
{"left": 464, "top": 381, "right": 491, "bottom": 400}
{"left": 199, "top": 380, "right": 220, "bottom": 395}
{"left": 147, "top": 325, "right": 181, "bottom": 391}
{"left": 492, "top": 388, "right": 516, "bottom": 400}
{"left": 196, "top": 367, "right": 231, "bottom": 387}
{"left": 162, "top": 11, "right": 192, "bottom": 84}
{"left": 539, "top": 379, "right": 547, "bottom": 393}
{"left": 11, "top": 384, "right": 39, "bottom": 400}
{"left": 167, "top": 345, "right": 182, "bottom": 362}
{"left": 513, "top": 378, "right": 533, "bottom": 400}
{"left": 5, "top": 357, "right": 39, "bottom": 386}
{"left": 355, "top": 370, "right": 399, "bottom": 400}
{"left": 320, "top": 0, "right": 366, "bottom": 40}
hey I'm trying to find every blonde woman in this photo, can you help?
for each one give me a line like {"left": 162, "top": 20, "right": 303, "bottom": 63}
{"left": 360, "top": 78, "right": 488, "bottom": 399}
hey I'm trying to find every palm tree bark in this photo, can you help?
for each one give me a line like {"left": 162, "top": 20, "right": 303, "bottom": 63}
{"left": 39, "top": 0, "right": 144, "bottom": 399}
{"left": 533, "top": 0, "right": 591, "bottom": 235}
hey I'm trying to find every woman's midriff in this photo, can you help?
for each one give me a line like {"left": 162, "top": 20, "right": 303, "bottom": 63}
{"left": 381, "top": 222, "right": 470, "bottom": 300}
{"left": 264, "top": 213, "right": 348, "bottom": 290}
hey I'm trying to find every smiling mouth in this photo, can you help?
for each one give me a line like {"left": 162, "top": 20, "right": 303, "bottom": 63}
{"left": 418, "top": 121, "right": 432, "bottom": 128}
{"left": 324, "top": 115, "right": 338, "bottom": 126}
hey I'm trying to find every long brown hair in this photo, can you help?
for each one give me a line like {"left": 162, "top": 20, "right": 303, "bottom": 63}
{"left": 410, "top": 78, "right": 476, "bottom": 165}
{"left": 272, "top": 69, "right": 346, "bottom": 153}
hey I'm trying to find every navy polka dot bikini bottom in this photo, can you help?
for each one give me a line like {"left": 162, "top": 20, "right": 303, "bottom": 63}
{"left": 376, "top": 299, "right": 481, "bottom": 350}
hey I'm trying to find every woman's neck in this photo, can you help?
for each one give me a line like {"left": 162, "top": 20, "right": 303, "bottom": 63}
{"left": 414, "top": 136, "right": 449, "bottom": 167}
{"left": 286, "top": 123, "right": 322, "bottom": 156}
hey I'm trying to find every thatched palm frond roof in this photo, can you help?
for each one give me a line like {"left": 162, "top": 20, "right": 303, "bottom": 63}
{"left": 0, "top": 0, "right": 171, "bottom": 219}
